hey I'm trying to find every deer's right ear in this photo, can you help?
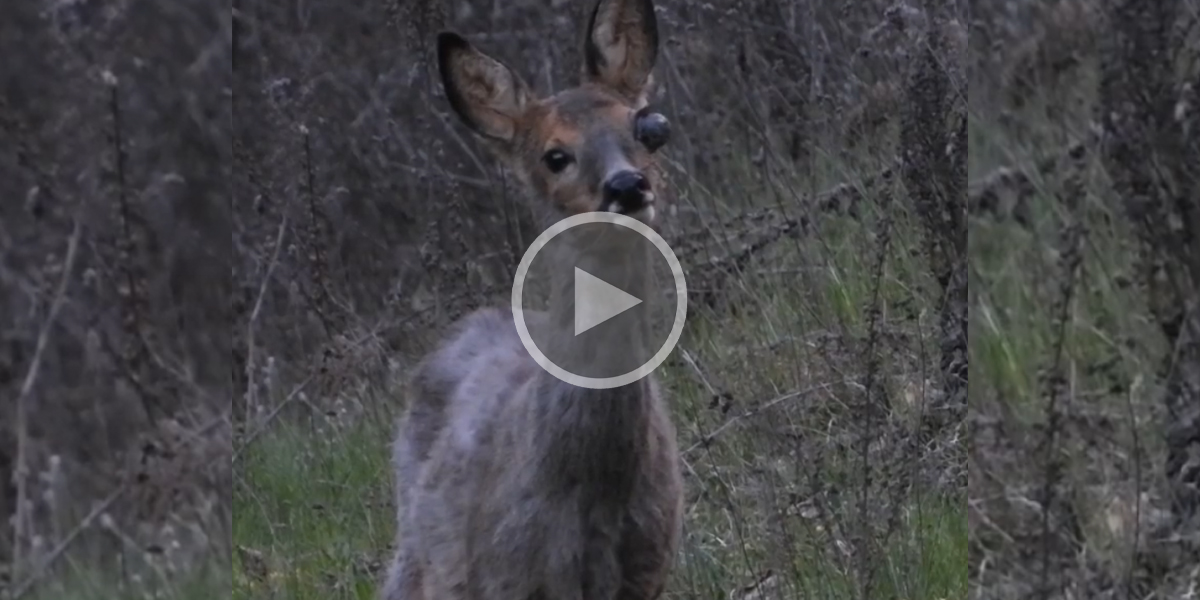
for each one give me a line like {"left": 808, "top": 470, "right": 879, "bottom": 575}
{"left": 437, "top": 32, "right": 532, "bottom": 144}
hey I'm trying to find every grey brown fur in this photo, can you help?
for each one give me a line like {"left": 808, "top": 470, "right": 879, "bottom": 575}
{"left": 381, "top": 1, "right": 683, "bottom": 598}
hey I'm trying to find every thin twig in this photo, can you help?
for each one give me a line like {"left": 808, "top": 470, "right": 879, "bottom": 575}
{"left": 243, "top": 216, "right": 288, "bottom": 421}
{"left": 1124, "top": 374, "right": 1144, "bottom": 598}
{"left": 12, "top": 217, "right": 83, "bottom": 580}
{"left": 678, "top": 348, "right": 720, "bottom": 398}
{"left": 683, "top": 381, "right": 841, "bottom": 455}
{"left": 234, "top": 374, "right": 315, "bottom": 461}
{"left": 11, "top": 484, "right": 126, "bottom": 599}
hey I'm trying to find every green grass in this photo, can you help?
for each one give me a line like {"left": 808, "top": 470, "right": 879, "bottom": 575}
{"left": 967, "top": 101, "right": 1164, "bottom": 414}
{"left": 234, "top": 421, "right": 393, "bottom": 600}
{"left": 234, "top": 418, "right": 966, "bottom": 600}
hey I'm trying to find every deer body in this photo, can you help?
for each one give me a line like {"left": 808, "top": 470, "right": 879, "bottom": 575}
{"left": 382, "top": 1, "right": 683, "bottom": 598}
{"left": 386, "top": 306, "right": 682, "bottom": 600}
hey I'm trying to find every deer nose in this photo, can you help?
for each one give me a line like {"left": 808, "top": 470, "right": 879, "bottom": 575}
{"left": 603, "top": 171, "right": 651, "bottom": 213}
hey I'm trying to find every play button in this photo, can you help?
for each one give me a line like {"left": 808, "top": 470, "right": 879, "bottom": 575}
{"left": 574, "top": 267, "right": 642, "bottom": 335}
{"left": 511, "top": 212, "right": 687, "bottom": 389}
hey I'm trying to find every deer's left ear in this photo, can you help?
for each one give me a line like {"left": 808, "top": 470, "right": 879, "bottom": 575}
{"left": 582, "top": 0, "right": 659, "bottom": 105}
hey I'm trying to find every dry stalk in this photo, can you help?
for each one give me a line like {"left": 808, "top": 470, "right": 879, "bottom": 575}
{"left": 900, "top": 2, "right": 966, "bottom": 444}
{"left": 854, "top": 170, "right": 894, "bottom": 599}
{"left": 105, "top": 71, "right": 156, "bottom": 421}
{"left": 11, "top": 216, "right": 82, "bottom": 581}
{"left": 299, "top": 124, "right": 335, "bottom": 337}
{"left": 242, "top": 216, "right": 288, "bottom": 423}
{"left": 1035, "top": 142, "right": 1088, "bottom": 600}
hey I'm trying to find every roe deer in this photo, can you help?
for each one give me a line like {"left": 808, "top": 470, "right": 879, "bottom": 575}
{"left": 380, "top": 0, "right": 683, "bottom": 599}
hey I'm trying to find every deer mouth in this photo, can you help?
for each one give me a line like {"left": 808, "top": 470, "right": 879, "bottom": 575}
{"left": 603, "top": 191, "right": 658, "bottom": 225}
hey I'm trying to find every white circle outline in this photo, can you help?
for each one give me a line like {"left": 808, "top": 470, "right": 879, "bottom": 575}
{"left": 511, "top": 212, "right": 688, "bottom": 389}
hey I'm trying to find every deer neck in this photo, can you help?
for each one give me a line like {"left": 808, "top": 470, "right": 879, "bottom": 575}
{"left": 548, "top": 235, "right": 652, "bottom": 354}
{"left": 527, "top": 232, "right": 656, "bottom": 492}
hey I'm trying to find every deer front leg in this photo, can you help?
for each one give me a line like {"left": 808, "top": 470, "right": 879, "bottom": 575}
{"left": 379, "top": 549, "right": 424, "bottom": 600}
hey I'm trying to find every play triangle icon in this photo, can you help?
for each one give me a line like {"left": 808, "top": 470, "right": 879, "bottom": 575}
{"left": 574, "top": 267, "right": 643, "bottom": 336}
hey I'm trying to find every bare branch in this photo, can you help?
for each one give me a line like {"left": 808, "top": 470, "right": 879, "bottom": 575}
{"left": 11, "top": 484, "right": 126, "bottom": 599}
{"left": 12, "top": 216, "right": 83, "bottom": 577}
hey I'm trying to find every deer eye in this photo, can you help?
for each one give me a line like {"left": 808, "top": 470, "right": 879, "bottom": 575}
{"left": 542, "top": 149, "right": 574, "bottom": 174}
{"left": 635, "top": 111, "right": 670, "bottom": 152}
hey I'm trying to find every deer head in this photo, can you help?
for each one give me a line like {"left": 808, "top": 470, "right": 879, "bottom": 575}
{"left": 437, "top": 0, "right": 671, "bottom": 227}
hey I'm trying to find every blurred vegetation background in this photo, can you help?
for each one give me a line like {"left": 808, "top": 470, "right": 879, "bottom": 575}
{"left": 14, "top": 0, "right": 1193, "bottom": 598}
{"left": 1, "top": 1, "right": 230, "bottom": 598}
{"left": 969, "top": 0, "right": 1199, "bottom": 598}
